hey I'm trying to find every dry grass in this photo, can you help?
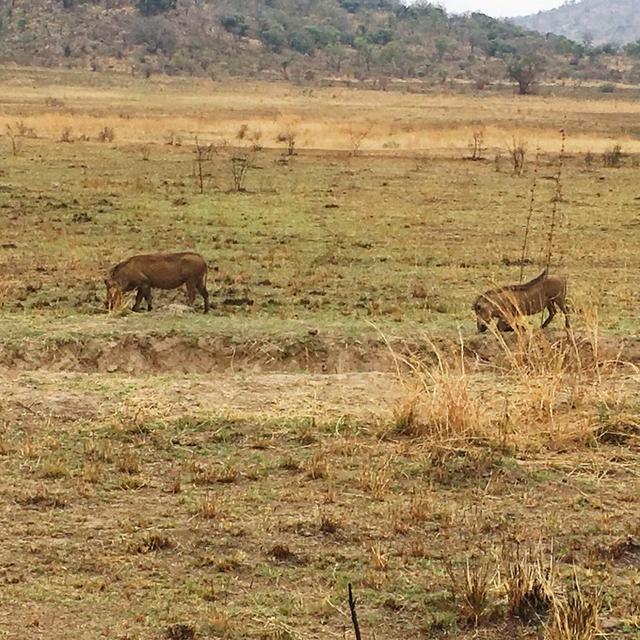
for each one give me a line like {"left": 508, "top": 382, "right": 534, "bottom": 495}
{"left": 504, "top": 543, "right": 555, "bottom": 623}
{"left": 4, "top": 68, "right": 640, "bottom": 153}
{"left": 545, "top": 572, "right": 601, "bottom": 640}
{"left": 447, "top": 556, "right": 497, "bottom": 627}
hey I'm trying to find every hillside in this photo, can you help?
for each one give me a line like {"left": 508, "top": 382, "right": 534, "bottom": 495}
{"left": 516, "top": 0, "right": 640, "bottom": 46}
{"left": 0, "top": 0, "right": 638, "bottom": 86}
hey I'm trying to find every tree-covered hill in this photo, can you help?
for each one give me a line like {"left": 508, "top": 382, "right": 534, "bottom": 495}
{"left": 1, "top": 0, "right": 638, "bottom": 87}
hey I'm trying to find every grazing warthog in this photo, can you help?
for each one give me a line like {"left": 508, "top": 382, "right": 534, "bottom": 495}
{"left": 105, "top": 252, "right": 209, "bottom": 313}
{"left": 473, "top": 269, "right": 569, "bottom": 333}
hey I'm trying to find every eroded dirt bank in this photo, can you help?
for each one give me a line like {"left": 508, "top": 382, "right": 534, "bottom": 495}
{"left": 1, "top": 330, "right": 639, "bottom": 375}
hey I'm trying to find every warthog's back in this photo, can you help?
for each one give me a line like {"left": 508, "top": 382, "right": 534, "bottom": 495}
{"left": 489, "top": 274, "right": 566, "bottom": 316}
{"left": 115, "top": 252, "right": 207, "bottom": 289}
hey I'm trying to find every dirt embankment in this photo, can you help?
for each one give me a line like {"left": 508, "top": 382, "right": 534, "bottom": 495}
{"left": 1, "top": 330, "right": 639, "bottom": 375}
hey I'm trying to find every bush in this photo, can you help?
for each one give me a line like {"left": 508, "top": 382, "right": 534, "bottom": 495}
{"left": 135, "top": 0, "right": 176, "bottom": 16}
{"left": 97, "top": 126, "right": 115, "bottom": 143}
{"left": 219, "top": 15, "right": 247, "bottom": 38}
{"left": 602, "top": 144, "right": 623, "bottom": 168}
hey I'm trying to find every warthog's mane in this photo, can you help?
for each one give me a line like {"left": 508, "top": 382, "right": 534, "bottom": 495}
{"left": 502, "top": 268, "right": 549, "bottom": 292}
{"left": 109, "top": 257, "right": 134, "bottom": 280}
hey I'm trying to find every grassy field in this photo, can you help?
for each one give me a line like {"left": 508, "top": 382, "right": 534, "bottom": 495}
{"left": 0, "top": 67, "right": 639, "bottom": 640}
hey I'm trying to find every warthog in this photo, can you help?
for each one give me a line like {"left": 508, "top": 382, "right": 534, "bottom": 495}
{"left": 473, "top": 269, "right": 569, "bottom": 333}
{"left": 105, "top": 252, "right": 209, "bottom": 313}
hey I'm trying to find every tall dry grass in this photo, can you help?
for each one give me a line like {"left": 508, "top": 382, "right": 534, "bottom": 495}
{"left": 390, "top": 312, "right": 634, "bottom": 451}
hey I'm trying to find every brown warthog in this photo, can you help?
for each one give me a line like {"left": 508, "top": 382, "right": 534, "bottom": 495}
{"left": 472, "top": 269, "right": 569, "bottom": 333}
{"left": 105, "top": 252, "right": 209, "bottom": 313}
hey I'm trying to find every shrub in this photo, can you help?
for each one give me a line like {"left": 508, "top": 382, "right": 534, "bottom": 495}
{"left": 97, "top": 126, "right": 115, "bottom": 143}
{"left": 602, "top": 144, "right": 622, "bottom": 168}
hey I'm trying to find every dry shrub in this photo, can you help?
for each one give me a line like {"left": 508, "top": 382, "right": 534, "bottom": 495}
{"left": 134, "top": 531, "right": 174, "bottom": 553}
{"left": 504, "top": 543, "right": 555, "bottom": 623}
{"left": 545, "top": 572, "right": 600, "bottom": 640}
{"left": 359, "top": 456, "right": 393, "bottom": 500}
{"left": 346, "top": 122, "right": 373, "bottom": 156}
{"left": 446, "top": 556, "right": 496, "bottom": 627}
{"left": 389, "top": 491, "right": 432, "bottom": 533}
{"left": 469, "top": 129, "right": 485, "bottom": 160}
{"left": 197, "top": 493, "right": 221, "bottom": 519}
{"left": 303, "top": 452, "right": 328, "bottom": 479}
{"left": 602, "top": 144, "right": 622, "bottom": 168}
{"left": 275, "top": 129, "right": 296, "bottom": 156}
{"left": 110, "top": 399, "right": 162, "bottom": 438}
{"left": 116, "top": 449, "right": 141, "bottom": 474}
{"left": 369, "top": 541, "right": 388, "bottom": 571}
{"left": 508, "top": 137, "right": 527, "bottom": 175}
{"left": 482, "top": 313, "right": 624, "bottom": 447}
{"left": 192, "top": 460, "right": 238, "bottom": 485}
{"left": 231, "top": 154, "right": 250, "bottom": 191}
{"left": 393, "top": 340, "right": 486, "bottom": 443}
{"left": 59, "top": 127, "right": 74, "bottom": 143}
{"left": 97, "top": 126, "right": 115, "bottom": 142}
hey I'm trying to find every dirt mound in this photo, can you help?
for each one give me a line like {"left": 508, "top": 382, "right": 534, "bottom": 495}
{"left": 0, "top": 331, "right": 638, "bottom": 375}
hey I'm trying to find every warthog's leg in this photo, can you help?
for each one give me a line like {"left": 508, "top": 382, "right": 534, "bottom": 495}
{"left": 139, "top": 284, "right": 152, "bottom": 311}
{"left": 186, "top": 282, "right": 197, "bottom": 305}
{"left": 196, "top": 281, "right": 209, "bottom": 314}
{"left": 541, "top": 302, "right": 556, "bottom": 328}
{"left": 132, "top": 288, "right": 144, "bottom": 312}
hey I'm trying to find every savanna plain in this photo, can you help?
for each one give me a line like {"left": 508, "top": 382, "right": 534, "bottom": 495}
{"left": 0, "top": 67, "right": 638, "bottom": 640}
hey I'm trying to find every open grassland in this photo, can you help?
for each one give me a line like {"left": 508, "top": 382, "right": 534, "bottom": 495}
{"left": 0, "top": 68, "right": 639, "bottom": 639}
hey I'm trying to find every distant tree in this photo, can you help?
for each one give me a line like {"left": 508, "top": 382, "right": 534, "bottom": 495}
{"left": 290, "top": 30, "right": 315, "bottom": 55}
{"left": 354, "top": 36, "right": 373, "bottom": 72}
{"left": 339, "top": 0, "right": 361, "bottom": 13}
{"left": 259, "top": 21, "right": 287, "bottom": 51}
{"left": 134, "top": 17, "right": 177, "bottom": 55}
{"left": 305, "top": 25, "right": 340, "bottom": 48}
{"left": 624, "top": 39, "right": 640, "bottom": 57}
{"left": 219, "top": 15, "right": 248, "bottom": 38}
{"left": 507, "top": 55, "right": 545, "bottom": 95}
{"left": 136, "top": 0, "right": 176, "bottom": 17}
{"left": 368, "top": 28, "right": 393, "bottom": 45}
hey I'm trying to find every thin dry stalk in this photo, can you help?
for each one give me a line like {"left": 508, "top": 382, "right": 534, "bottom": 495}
{"left": 520, "top": 146, "right": 541, "bottom": 282}
{"left": 545, "top": 128, "right": 566, "bottom": 271}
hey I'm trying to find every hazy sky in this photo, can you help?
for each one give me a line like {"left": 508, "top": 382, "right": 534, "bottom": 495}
{"left": 435, "top": 0, "right": 565, "bottom": 18}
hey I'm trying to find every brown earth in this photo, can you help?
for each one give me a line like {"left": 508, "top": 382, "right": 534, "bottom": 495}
{"left": 1, "top": 330, "right": 639, "bottom": 375}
